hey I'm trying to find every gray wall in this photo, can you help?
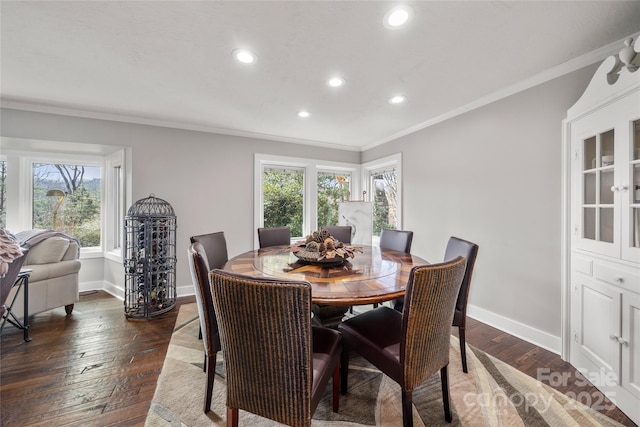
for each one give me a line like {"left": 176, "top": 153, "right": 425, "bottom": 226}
{"left": 363, "top": 64, "right": 599, "bottom": 349}
{"left": 0, "top": 109, "right": 359, "bottom": 296}
{"left": 1, "top": 62, "right": 598, "bottom": 351}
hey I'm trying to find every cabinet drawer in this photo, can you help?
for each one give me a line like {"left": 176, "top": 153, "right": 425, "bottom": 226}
{"left": 594, "top": 264, "right": 640, "bottom": 293}
{"left": 572, "top": 255, "right": 593, "bottom": 276}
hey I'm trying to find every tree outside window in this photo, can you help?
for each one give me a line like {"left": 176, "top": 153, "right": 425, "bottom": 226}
{"left": 371, "top": 169, "right": 398, "bottom": 235}
{"left": 263, "top": 167, "right": 303, "bottom": 237}
{"left": 317, "top": 172, "right": 350, "bottom": 229}
{"left": 33, "top": 163, "right": 101, "bottom": 247}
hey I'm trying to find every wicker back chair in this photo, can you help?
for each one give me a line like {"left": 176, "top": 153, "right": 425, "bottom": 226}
{"left": 257, "top": 226, "right": 291, "bottom": 248}
{"left": 321, "top": 226, "right": 352, "bottom": 244}
{"left": 445, "top": 237, "right": 479, "bottom": 373}
{"left": 338, "top": 257, "right": 466, "bottom": 427}
{"left": 187, "top": 242, "right": 222, "bottom": 413}
{"left": 210, "top": 269, "right": 342, "bottom": 427}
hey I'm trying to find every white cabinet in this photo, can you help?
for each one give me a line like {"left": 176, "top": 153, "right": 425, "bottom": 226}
{"left": 565, "top": 37, "right": 640, "bottom": 425}
{"left": 570, "top": 87, "right": 640, "bottom": 262}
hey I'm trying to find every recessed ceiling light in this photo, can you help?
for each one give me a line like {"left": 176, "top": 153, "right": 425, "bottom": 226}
{"left": 384, "top": 5, "right": 414, "bottom": 28}
{"left": 298, "top": 110, "right": 310, "bottom": 118}
{"left": 389, "top": 95, "right": 407, "bottom": 104}
{"left": 232, "top": 48, "right": 257, "bottom": 64}
{"left": 327, "top": 76, "right": 345, "bottom": 87}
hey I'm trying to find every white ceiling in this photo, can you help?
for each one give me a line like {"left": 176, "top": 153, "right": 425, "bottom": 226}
{"left": 1, "top": 1, "right": 639, "bottom": 151}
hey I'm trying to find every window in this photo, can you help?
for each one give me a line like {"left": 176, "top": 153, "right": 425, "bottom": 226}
{"left": 317, "top": 171, "right": 351, "bottom": 228}
{"left": 1, "top": 139, "right": 128, "bottom": 258}
{"left": 263, "top": 166, "right": 304, "bottom": 237}
{"left": 362, "top": 153, "right": 402, "bottom": 238}
{"left": 106, "top": 150, "right": 126, "bottom": 254}
{"left": 32, "top": 162, "right": 102, "bottom": 247}
{"left": 255, "top": 154, "right": 359, "bottom": 246}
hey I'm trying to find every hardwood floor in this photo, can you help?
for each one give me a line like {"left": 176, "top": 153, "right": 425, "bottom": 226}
{"left": 0, "top": 291, "right": 637, "bottom": 426}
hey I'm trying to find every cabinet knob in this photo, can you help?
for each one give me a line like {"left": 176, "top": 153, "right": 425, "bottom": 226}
{"left": 610, "top": 334, "right": 628, "bottom": 345}
{"left": 610, "top": 185, "right": 629, "bottom": 192}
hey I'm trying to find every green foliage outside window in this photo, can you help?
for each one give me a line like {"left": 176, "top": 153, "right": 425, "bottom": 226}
{"left": 317, "top": 173, "right": 350, "bottom": 229}
{"left": 263, "top": 168, "right": 303, "bottom": 237}
{"left": 371, "top": 170, "right": 398, "bottom": 235}
{"left": 33, "top": 163, "right": 101, "bottom": 247}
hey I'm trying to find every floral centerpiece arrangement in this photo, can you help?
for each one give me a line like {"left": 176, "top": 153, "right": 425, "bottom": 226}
{"left": 286, "top": 228, "right": 362, "bottom": 263}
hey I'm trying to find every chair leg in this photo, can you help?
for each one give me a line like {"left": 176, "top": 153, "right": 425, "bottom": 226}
{"left": 203, "top": 354, "right": 207, "bottom": 373}
{"left": 204, "top": 353, "right": 216, "bottom": 413}
{"left": 440, "top": 365, "right": 452, "bottom": 423}
{"left": 198, "top": 325, "right": 202, "bottom": 340}
{"left": 458, "top": 325, "right": 468, "bottom": 373}
{"left": 332, "top": 361, "right": 340, "bottom": 412}
{"left": 401, "top": 389, "right": 413, "bottom": 427}
{"left": 227, "top": 407, "right": 239, "bottom": 427}
{"left": 340, "top": 345, "right": 349, "bottom": 395}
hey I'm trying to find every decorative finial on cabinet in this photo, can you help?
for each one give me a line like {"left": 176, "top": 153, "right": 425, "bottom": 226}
{"left": 619, "top": 37, "right": 639, "bottom": 72}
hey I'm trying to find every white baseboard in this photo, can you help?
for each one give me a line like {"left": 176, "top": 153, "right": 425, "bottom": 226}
{"left": 79, "top": 280, "right": 123, "bottom": 300}
{"left": 466, "top": 303, "right": 562, "bottom": 355}
{"left": 176, "top": 284, "right": 194, "bottom": 297}
{"left": 79, "top": 281, "right": 194, "bottom": 301}
{"left": 79, "top": 280, "right": 109, "bottom": 293}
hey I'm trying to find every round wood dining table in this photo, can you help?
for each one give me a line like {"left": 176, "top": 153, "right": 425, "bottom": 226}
{"left": 221, "top": 245, "right": 429, "bottom": 306}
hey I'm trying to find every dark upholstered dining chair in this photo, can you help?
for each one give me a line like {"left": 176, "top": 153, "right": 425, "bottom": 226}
{"left": 257, "top": 226, "right": 291, "bottom": 248}
{"left": 209, "top": 269, "right": 342, "bottom": 427}
{"left": 321, "top": 226, "right": 352, "bottom": 244}
{"left": 190, "top": 231, "right": 229, "bottom": 270}
{"left": 187, "top": 242, "right": 222, "bottom": 413}
{"left": 393, "top": 236, "right": 479, "bottom": 373}
{"left": 338, "top": 257, "right": 467, "bottom": 427}
{"left": 444, "top": 236, "right": 479, "bottom": 373}
{"left": 379, "top": 228, "right": 414, "bottom": 253}
{"left": 379, "top": 228, "right": 413, "bottom": 311}
{"left": 190, "top": 231, "right": 228, "bottom": 342}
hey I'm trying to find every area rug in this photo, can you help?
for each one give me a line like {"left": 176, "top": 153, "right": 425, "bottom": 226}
{"left": 145, "top": 304, "right": 623, "bottom": 427}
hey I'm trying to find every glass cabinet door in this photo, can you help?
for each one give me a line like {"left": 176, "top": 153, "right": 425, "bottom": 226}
{"left": 621, "top": 117, "right": 640, "bottom": 263}
{"left": 572, "top": 91, "right": 640, "bottom": 262}
{"left": 582, "top": 130, "right": 616, "bottom": 245}
{"left": 631, "top": 119, "right": 640, "bottom": 249}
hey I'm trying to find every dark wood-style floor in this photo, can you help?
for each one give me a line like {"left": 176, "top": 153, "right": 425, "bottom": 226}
{"left": 0, "top": 291, "right": 636, "bottom": 427}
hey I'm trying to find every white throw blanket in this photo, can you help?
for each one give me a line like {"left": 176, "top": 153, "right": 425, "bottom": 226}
{"left": 15, "top": 229, "right": 81, "bottom": 257}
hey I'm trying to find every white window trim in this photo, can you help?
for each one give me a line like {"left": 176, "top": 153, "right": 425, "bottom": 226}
{"left": 254, "top": 153, "right": 360, "bottom": 248}
{"left": 1, "top": 139, "right": 129, "bottom": 260}
{"left": 104, "top": 149, "right": 128, "bottom": 262}
{"left": 361, "top": 152, "right": 403, "bottom": 231}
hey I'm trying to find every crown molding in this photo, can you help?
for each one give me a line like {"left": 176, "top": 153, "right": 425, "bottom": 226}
{"left": 362, "top": 31, "right": 640, "bottom": 152}
{"left": 0, "top": 99, "right": 361, "bottom": 153}
{"left": 3, "top": 32, "right": 638, "bottom": 154}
